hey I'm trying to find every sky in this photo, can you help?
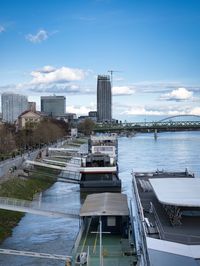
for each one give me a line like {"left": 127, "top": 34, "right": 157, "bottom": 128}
{"left": 0, "top": 0, "right": 200, "bottom": 122}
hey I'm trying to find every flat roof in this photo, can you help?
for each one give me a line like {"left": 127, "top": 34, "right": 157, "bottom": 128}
{"left": 149, "top": 178, "right": 200, "bottom": 207}
{"left": 79, "top": 166, "right": 117, "bottom": 173}
{"left": 91, "top": 135, "right": 117, "bottom": 141}
{"left": 80, "top": 193, "right": 129, "bottom": 217}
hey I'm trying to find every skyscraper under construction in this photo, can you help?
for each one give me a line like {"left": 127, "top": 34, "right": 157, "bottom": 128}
{"left": 97, "top": 75, "right": 112, "bottom": 122}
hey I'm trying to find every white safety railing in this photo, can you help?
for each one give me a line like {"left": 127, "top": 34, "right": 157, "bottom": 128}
{"left": 0, "top": 197, "right": 80, "bottom": 219}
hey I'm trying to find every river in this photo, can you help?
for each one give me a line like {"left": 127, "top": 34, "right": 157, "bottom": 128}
{"left": 0, "top": 131, "right": 200, "bottom": 265}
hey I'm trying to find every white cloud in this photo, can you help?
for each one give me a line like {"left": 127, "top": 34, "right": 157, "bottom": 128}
{"left": 66, "top": 105, "right": 91, "bottom": 116}
{"left": 30, "top": 66, "right": 86, "bottom": 85}
{"left": 0, "top": 65, "right": 88, "bottom": 95}
{"left": 129, "top": 81, "right": 200, "bottom": 95}
{"left": 0, "top": 25, "right": 5, "bottom": 33}
{"left": 120, "top": 103, "right": 197, "bottom": 117}
{"left": 123, "top": 106, "right": 163, "bottom": 116}
{"left": 28, "top": 83, "right": 81, "bottom": 94}
{"left": 26, "top": 30, "right": 48, "bottom": 43}
{"left": 114, "top": 76, "right": 124, "bottom": 81}
{"left": 66, "top": 101, "right": 96, "bottom": 116}
{"left": 38, "top": 65, "right": 56, "bottom": 73}
{"left": 190, "top": 107, "right": 200, "bottom": 116}
{"left": 160, "top": 87, "right": 193, "bottom": 101}
{"left": 112, "top": 86, "right": 134, "bottom": 96}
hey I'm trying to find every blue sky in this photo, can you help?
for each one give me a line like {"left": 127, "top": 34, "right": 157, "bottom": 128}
{"left": 0, "top": 0, "right": 200, "bottom": 121}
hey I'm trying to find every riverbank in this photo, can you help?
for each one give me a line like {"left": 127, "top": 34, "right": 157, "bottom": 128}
{"left": 0, "top": 137, "right": 88, "bottom": 245}
{"left": 0, "top": 170, "right": 55, "bottom": 243}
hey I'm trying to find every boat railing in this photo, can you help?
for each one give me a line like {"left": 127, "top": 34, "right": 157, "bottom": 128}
{"left": 73, "top": 222, "right": 86, "bottom": 253}
{"left": 60, "top": 170, "right": 80, "bottom": 181}
{"left": 131, "top": 174, "right": 151, "bottom": 266}
{"left": 150, "top": 202, "right": 200, "bottom": 244}
{"left": 87, "top": 246, "right": 90, "bottom": 266}
{"left": 149, "top": 202, "right": 162, "bottom": 239}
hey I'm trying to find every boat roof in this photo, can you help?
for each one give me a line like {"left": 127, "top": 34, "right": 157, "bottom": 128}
{"left": 80, "top": 166, "right": 117, "bottom": 173}
{"left": 80, "top": 193, "right": 129, "bottom": 217}
{"left": 149, "top": 178, "right": 200, "bottom": 207}
{"left": 90, "top": 135, "right": 117, "bottom": 141}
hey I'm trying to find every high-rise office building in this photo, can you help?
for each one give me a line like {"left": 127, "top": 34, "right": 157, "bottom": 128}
{"left": 97, "top": 75, "right": 112, "bottom": 122}
{"left": 1, "top": 92, "right": 28, "bottom": 123}
{"left": 41, "top": 96, "right": 66, "bottom": 117}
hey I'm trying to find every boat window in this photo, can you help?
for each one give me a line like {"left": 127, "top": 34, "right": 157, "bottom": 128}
{"left": 182, "top": 210, "right": 200, "bottom": 216}
{"left": 107, "top": 216, "right": 116, "bottom": 226}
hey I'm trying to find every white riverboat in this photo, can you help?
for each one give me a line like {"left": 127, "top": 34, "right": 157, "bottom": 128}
{"left": 132, "top": 170, "right": 200, "bottom": 266}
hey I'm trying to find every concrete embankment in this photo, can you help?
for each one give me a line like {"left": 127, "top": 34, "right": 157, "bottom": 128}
{"left": 0, "top": 170, "right": 55, "bottom": 243}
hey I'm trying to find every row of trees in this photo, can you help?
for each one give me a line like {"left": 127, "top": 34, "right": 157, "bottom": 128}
{"left": 0, "top": 119, "right": 69, "bottom": 158}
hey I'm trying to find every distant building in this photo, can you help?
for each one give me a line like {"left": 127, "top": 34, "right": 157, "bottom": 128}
{"left": 56, "top": 113, "right": 77, "bottom": 123}
{"left": 88, "top": 111, "right": 97, "bottom": 122}
{"left": 97, "top": 75, "right": 112, "bottom": 122}
{"left": 17, "top": 110, "right": 42, "bottom": 129}
{"left": 28, "top": 102, "right": 36, "bottom": 112}
{"left": 1, "top": 92, "right": 28, "bottom": 123}
{"left": 41, "top": 96, "right": 66, "bottom": 117}
{"left": 78, "top": 115, "right": 89, "bottom": 122}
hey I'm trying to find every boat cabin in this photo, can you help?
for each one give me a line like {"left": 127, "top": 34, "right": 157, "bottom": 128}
{"left": 79, "top": 154, "right": 121, "bottom": 193}
{"left": 81, "top": 153, "right": 115, "bottom": 168}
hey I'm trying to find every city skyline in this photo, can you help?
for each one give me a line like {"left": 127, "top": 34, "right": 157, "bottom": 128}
{"left": 0, "top": 0, "right": 200, "bottom": 122}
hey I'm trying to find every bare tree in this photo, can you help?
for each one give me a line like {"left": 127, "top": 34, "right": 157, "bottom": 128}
{"left": 78, "top": 119, "right": 95, "bottom": 136}
{"left": 0, "top": 125, "right": 16, "bottom": 155}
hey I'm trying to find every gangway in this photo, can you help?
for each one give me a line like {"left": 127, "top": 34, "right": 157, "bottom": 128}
{"left": 25, "top": 159, "right": 81, "bottom": 184}
{"left": 49, "top": 147, "right": 79, "bottom": 152}
{"left": 0, "top": 197, "right": 79, "bottom": 219}
{"left": 0, "top": 248, "right": 71, "bottom": 262}
{"left": 26, "top": 160, "right": 81, "bottom": 171}
{"left": 25, "top": 160, "right": 66, "bottom": 171}
{"left": 42, "top": 158, "right": 68, "bottom": 166}
{"left": 42, "top": 158, "right": 81, "bottom": 167}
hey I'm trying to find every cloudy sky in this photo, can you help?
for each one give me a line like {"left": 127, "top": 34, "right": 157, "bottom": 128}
{"left": 0, "top": 0, "right": 200, "bottom": 121}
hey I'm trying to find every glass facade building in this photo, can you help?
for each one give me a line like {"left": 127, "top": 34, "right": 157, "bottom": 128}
{"left": 97, "top": 75, "right": 112, "bottom": 122}
{"left": 41, "top": 96, "right": 66, "bottom": 117}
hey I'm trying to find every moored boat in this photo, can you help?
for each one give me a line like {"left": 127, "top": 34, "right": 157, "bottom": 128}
{"left": 79, "top": 134, "right": 121, "bottom": 193}
{"left": 71, "top": 192, "right": 138, "bottom": 266}
{"left": 132, "top": 169, "right": 200, "bottom": 266}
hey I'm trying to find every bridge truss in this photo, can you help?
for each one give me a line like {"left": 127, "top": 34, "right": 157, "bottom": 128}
{"left": 94, "top": 115, "right": 200, "bottom": 133}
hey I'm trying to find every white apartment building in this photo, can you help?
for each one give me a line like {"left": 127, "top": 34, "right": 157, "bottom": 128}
{"left": 1, "top": 92, "right": 28, "bottom": 123}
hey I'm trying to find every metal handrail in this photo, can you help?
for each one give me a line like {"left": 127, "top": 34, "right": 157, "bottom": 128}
{"left": 150, "top": 202, "right": 200, "bottom": 244}
{"left": 131, "top": 174, "right": 151, "bottom": 266}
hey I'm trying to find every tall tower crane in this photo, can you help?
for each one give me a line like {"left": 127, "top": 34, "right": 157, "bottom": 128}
{"left": 108, "top": 70, "right": 122, "bottom": 87}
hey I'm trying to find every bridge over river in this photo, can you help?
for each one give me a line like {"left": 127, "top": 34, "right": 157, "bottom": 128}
{"left": 94, "top": 115, "right": 200, "bottom": 133}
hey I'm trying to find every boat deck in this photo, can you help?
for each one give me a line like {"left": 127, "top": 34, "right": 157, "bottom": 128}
{"left": 134, "top": 172, "right": 200, "bottom": 245}
{"left": 73, "top": 218, "right": 137, "bottom": 266}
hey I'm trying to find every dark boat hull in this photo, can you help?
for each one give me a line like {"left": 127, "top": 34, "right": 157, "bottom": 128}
{"left": 80, "top": 180, "right": 121, "bottom": 192}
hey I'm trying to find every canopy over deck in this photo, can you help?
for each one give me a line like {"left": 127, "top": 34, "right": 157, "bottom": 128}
{"left": 149, "top": 178, "right": 200, "bottom": 207}
{"left": 80, "top": 193, "right": 129, "bottom": 217}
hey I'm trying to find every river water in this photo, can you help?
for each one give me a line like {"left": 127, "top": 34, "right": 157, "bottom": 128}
{"left": 0, "top": 131, "right": 200, "bottom": 265}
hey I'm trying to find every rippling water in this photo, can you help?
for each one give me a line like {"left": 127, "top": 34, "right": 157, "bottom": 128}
{"left": 0, "top": 131, "right": 200, "bottom": 265}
